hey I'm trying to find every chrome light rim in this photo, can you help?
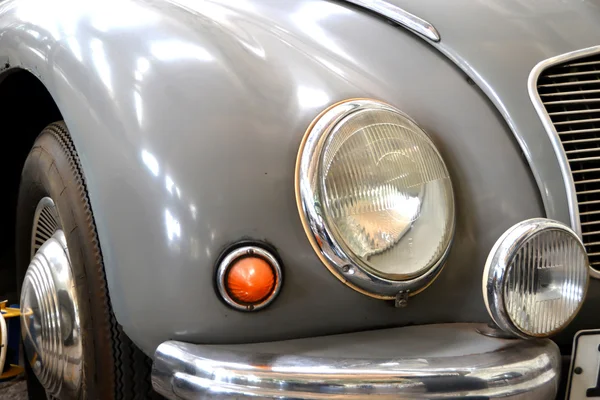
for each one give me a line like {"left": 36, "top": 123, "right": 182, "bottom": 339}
{"left": 216, "top": 245, "right": 283, "bottom": 312}
{"left": 482, "top": 218, "right": 589, "bottom": 339}
{"left": 295, "top": 98, "right": 455, "bottom": 299}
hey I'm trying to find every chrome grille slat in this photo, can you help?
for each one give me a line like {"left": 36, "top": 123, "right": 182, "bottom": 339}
{"left": 563, "top": 60, "right": 600, "bottom": 68}
{"left": 572, "top": 167, "right": 600, "bottom": 174}
{"left": 567, "top": 157, "right": 600, "bottom": 163}
{"left": 566, "top": 148, "right": 600, "bottom": 155}
{"left": 544, "top": 98, "right": 600, "bottom": 105}
{"left": 548, "top": 108, "right": 600, "bottom": 116}
{"left": 579, "top": 199, "right": 600, "bottom": 205}
{"left": 575, "top": 178, "right": 600, "bottom": 185}
{"left": 540, "top": 89, "right": 600, "bottom": 97}
{"left": 563, "top": 137, "right": 600, "bottom": 145}
{"left": 557, "top": 128, "right": 600, "bottom": 135}
{"left": 536, "top": 50, "right": 600, "bottom": 273}
{"left": 555, "top": 118, "right": 600, "bottom": 125}
{"left": 540, "top": 80, "right": 600, "bottom": 89}
{"left": 580, "top": 210, "right": 600, "bottom": 216}
{"left": 545, "top": 70, "right": 600, "bottom": 78}
{"left": 577, "top": 188, "right": 600, "bottom": 196}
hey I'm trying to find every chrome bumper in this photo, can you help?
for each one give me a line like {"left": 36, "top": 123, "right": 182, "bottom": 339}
{"left": 151, "top": 323, "right": 560, "bottom": 399}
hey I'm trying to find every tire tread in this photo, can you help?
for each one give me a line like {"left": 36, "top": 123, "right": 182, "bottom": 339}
{"left": 33, "top": 122, "right": 159, "bottom": 400}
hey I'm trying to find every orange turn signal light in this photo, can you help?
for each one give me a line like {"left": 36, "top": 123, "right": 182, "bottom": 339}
{"left": 217, "top": 245, "right": 282, "bottom": 311}
{"left": 226, "top": 257, "right": 275, "bottom": 304}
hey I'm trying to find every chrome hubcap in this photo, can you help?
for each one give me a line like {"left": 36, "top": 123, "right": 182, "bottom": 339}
{"left": 20, "top": 197, "right": 82, "bottom": 398}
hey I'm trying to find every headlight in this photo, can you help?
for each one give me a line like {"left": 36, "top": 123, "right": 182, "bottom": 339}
{"left": 296, "top": 99, "right": 455, "bottom": 299}
{"left": 483, "top": 218, "right": 589, "bottom": 338}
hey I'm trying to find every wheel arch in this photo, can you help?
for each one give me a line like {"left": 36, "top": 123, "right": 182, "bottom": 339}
{"left": 0, "top": 68, "right": 62, "bottom": 301}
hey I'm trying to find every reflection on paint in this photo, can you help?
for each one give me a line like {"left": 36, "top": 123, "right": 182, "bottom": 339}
{"left": 90, "top": 1, "right": 158, "bottom": 32}
{"left": 165, "top": 175, "right": 175, "bottom": 194}
{"left": 150, "top": 40, "right": 214, "bottom": 62}
{"left": 297, "top": 86, "right": 329, "bottom": 108}
{"left": 292, "top": 2, "right": 352, "bottom": 60}
{"left": 135, "top": 57, "right": 150, "bottom": 81}
{"left": 165, "top": 209, "right": 181, "bottom": 242}
{"left": 90, "top": 38, "right": 112, "bottom": 94}
{"left": 141, "top": 150, "right": 159, "bottom": 177}
{"left": 134, "top": 91, "right": 143, "bottom": 125}
{"left": 67, "top": 37, "right": 83, "bottom": 62}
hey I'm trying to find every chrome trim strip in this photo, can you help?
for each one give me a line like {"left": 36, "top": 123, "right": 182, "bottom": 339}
{"left": 152, "top": 323, "right": 560, "bottom": 399}
{"left": 342, "top": 0, "right": 440, "bottom": 42}
{"left": 527, "top": 45, "right": 600, "bottom": 280}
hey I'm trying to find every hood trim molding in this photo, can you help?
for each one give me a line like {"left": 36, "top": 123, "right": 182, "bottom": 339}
{"left": 342, "top": 0, "right": 440, "bottom": 42}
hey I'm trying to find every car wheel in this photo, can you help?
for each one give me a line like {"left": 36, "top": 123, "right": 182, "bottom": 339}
{"left": 16, "top": 122, "right": 159, "bottom": 399}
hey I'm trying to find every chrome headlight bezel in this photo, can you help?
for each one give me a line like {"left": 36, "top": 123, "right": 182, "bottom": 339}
{"left": 483, "top": 218, "right": 589, "bottom": 339}
{"left": 295, "top": 99, "right": 455, "bottom": 299}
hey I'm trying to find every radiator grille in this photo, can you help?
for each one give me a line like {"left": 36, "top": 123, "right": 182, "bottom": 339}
{"left": 537, "top": 52, "right": 600, "bottom": 271}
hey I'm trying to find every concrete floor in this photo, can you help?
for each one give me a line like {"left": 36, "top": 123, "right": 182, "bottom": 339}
{"left": 0, "top": 379, "right": 27, "bottom": 400}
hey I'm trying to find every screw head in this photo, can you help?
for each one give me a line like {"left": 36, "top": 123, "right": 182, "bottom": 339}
{"left": 574, "top": 367, "right": 583, "bottom": 375}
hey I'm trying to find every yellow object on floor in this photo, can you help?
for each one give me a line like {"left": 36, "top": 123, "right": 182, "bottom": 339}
{"left": 0, "top": 300, "right": 24, "bottom": 381}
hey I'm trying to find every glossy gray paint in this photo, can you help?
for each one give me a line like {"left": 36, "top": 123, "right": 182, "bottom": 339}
{"left": 0, "top": 0, "right": 591, "bottom": 355}
{"left": 383, "top": 0, "right": 600, "bottom": 230}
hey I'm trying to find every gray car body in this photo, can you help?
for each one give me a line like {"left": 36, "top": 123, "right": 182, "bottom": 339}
{"left": 0, "top": 0, "right": 597, "bottom": 355}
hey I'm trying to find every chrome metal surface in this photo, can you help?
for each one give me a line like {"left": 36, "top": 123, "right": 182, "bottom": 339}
{"left": 476, "top": 323, "right": 519, "bottom": 339}
{"left": 482, "top": 218, "right": 589, "bottom": 339}
{"left": 152, "top": 323, "right": 560, "bottom": 399}
{"left": 31, "top": 197, "right": 59, "bottom": 257}
{"left": 296, "top": 99, "right": 454, "bottom": 299}
{"left": 341, "top": 0, "right": 440, "bottom": 42}
{"left": 529, "top": 46, "right": 600, "bottom": 279}
{"left": 216, "top": 246, "right": 282, "bottom": 312}
{"left": 20, "top": 228, "right": 82, "bottom": 398}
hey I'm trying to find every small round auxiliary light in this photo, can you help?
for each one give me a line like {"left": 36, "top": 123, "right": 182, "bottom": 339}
{"left": 217, "top": 245, "right": 282, "bottom": 311}
{"left": 482, "top": 218, "right": 589, "bottom": 339}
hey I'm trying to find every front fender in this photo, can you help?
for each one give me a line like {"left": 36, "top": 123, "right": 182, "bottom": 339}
{"left": 0, "top": 0, "right": 544, "bottom": 354}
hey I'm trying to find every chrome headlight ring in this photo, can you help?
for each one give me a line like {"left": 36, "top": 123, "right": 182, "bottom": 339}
{"left": 295, "top": 99, "right": 455, "bottom": 300}
{"left": 483, "top": 218, "right": 589, "bottom": 339}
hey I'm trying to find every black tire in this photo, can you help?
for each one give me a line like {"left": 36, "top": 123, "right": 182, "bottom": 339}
{"left": 16, "top": 122, "right": 160, "bottom": 400}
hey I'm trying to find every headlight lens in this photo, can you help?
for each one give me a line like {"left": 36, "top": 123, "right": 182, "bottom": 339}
{"left": 321, "top": 108, "right": 453, "bottom": 279}
{"left": 483, "top": 218, "right": 589, "bottom": 338}
{"left": 296, "top": 99, "right": 455, "bottom": 298}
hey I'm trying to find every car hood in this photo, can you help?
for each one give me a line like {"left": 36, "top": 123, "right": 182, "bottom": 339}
{"left": 385, "top": 0, "right": 600, "bottom": 83}
{"left": 361, "top": 0, "right": 600, "bottom": 229}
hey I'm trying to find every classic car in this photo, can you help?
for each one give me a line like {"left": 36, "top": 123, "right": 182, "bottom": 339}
{"left": 0, "top": 0, "right": 598, "bottom": 398}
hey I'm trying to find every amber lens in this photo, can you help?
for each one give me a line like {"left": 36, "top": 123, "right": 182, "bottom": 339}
{"left": 226, "top": 257, "right": 276, "bottom": 304}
